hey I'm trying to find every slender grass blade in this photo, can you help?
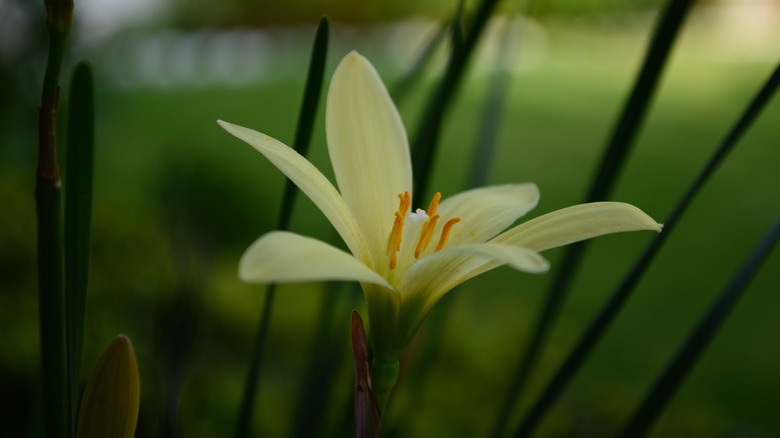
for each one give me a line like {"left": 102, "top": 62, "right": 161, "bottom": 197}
{"left": 291, "top": 282, "right": 352, "bottom": 437}
{"left": 490, "top": 2, "right": 694, "bottom": 436}
{"left": 411, "top": 0, "right": 502, "bottom": 197}
{"left": 617, "top": 212, "right": 780, "bottom": 438}
{"left": 513, "top": 60, "right": 780, "bottom": 438}
{"left": 37, "top": 1, "right": 74, "bottom": 436}
{"left": 392, "top": 11, "right": 534, "bottom": 433}
{"left": 64, "top": 61, "right": 95, "bottom": 429}
{"left": 233, "top": 16, "right": 329, "bottom": 438}
{"left": 391, "top": 22, "right": 448, "bottom": 105}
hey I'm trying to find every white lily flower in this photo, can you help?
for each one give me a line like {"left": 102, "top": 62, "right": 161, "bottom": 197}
{"left": 218, "top": 51, "right": 661, "bottom": 366}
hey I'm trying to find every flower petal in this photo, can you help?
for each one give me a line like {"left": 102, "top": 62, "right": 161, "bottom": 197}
{"left": 399, "top": 242, "right": 549, "bottom": 300}
{"left": 434, "top": 183, "right": 540, "bottom": 247}
{"left": 326, "top": 51, "right": 413, "bottom": 265}
{"left": 493, "top": 201, "right": 662, "bottom": 252}
{"left": 392, "top": 243, "right": 549, "bottom": 351}
{"left": 218, "top": 120, "right": 371, "bottom": 264}
{"left": 239, "top": 231, "right": 393, "bottom": 289}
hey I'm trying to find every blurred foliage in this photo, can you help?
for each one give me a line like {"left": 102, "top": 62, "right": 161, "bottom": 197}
{"left": 172, "top": 0, "right": 664, "bottom": 27}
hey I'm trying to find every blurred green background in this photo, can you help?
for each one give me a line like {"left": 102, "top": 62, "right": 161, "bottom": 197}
{"left": 2, "top": 0, "right": 780, "bottom": 436}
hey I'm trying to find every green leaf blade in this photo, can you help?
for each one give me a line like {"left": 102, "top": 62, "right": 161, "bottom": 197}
{"left": 64, "top": 61, "right": 95, "bottom": 430}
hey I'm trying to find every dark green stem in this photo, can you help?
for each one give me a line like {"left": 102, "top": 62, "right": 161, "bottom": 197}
{"left": 618, "top": 211, "right": 780, "bottom": 438}
{"left": 490, "top": 1, "right": 693, "bottom": 436}
{"left": 41, "top": 0, "right": 73, "bottom": 100}
{"left": 233, "top": 17, "right": 329, "bottom": 438}
{"left": 37, "top": 0, "right": 73, "bottom": 437}
{"left": 64, "top": 62, "right": 95, "bottom": 431}
{"left": 411, "top": 0, "right": 502, "bottom": 197}
{"left": 233, "top": 286, "right": 275, "bottom": 438}
{"left": 36, "top": 182, "right": 67, "bottom": 438}
{"left": 513, "top": 60, "right": 780, "bottom": 438}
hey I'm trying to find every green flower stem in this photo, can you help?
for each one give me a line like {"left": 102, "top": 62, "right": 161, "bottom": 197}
{"left": 41, "top": 0, "right": 73, "bottom": 99}
{"left": 37, "top": 0, "right": 73, "bottom": 437}
{"left": 370, "top": 359, "right": 399, "bottom": 414}
{"left": 36, "top": 184, "right": 68, "bottom": 438}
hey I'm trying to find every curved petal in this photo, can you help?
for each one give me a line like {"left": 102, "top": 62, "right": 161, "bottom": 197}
{"left": 399, "top": 242, "right": 549, "bottom": 301}
{"left": 239, "top": 231, "right": 392, "bottom": 289}
{"left": 218, "top": 120, "right": 372, "bottom": 264}
{"left": 393, "top": 243, "right": 549, "bottom": 352}
{"left": 493, "top": 202, "right": 662, "bottom": 252}
{"left": 434, "top": 183, "right": 540, "bottom": 248}
{"left": 326, "top": 51, "right": 413, "bottom": 264}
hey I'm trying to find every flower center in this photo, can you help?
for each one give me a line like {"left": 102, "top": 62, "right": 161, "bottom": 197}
{"left": 385, "top": 191, "right": 461, "bottom": 270}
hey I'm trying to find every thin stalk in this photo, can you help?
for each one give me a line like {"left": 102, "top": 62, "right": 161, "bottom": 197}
{"left": 514, "top": 61, "right": 780, "bottom": 438}
{"left": 64, "top": 61, "right": 95, "bottom": 430}
{"left": 618, "top": 211, "right": 780, "bottom": 438}
{"left": 391, "top": 22, "right": 449, "bottom": 105}
{"left": 37, "top": 0, "right": 73, "bottom": 437}
{"left": 291, "top": 282, "right": 350, "bottom": 437}
{"left": 490, "top": 1, "right": 693, "bottom": 435}
{"left": 392, "top": 11, "right": 532, "bottom": 432}
{"left": 233, "top": 286, "right": 275, "bottom": 438}
{"left": 411, "top": 0, "right": 502, "bottom": 197}
{"left": 41, "top": 0, "right": 73, "bottom": 99}
{"left": 233, "top": 17, "right": 329, "bottom": 438}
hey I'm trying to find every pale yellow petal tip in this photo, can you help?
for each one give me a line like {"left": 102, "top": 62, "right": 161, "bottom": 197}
{"left": 237, "top": 244, "right": 262, "bottom": 283}
{"left": 216, "top": 119, "right": 234, "bottom": 131}
{"left": 612, "top": 202, "right": 663, "bottom": 233}
{"left": 338, "top": 50, "right": 373, "bottom": 73}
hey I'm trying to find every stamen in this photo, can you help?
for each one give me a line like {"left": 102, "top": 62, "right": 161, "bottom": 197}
{"left": 412, "top": 192, "right": 442, "bottom": 259}
{"left": 426, "top": 192, "right": 441, "bottom": 217}
{"left": 414, "top": 214, "right": 440, "bottom": 258}
{"left": 398, "top": 191, "right": 411, "bottom": 215}
{"left": 386, "top": 212, "right": 404, "bottom": 269}
{"left": 386, "top": 191, "right": 411, "bottom": 270}
{"left": 435, "top": 217, "right": 461, "bottom": 252}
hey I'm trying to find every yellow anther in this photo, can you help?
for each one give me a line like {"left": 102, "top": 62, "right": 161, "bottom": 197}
{"left": 399, "top": 191, "right": 411, "bottom": 215}
{"left": 435, "top": 217, "right": 461, "bottom": 252}
{"left": 386, "top": 212, "right": 404, "bottom": 269}
{"left": 414, "top": 214, "right": 440, "bottom": 258}
{"left": 393, "top": 212, "right": 404, "bottom": 252}
{"left": 386, "top": 192, "right": 411, "bottom": 270}
{"left": 426, "top": 192, "right": 441, "bottom": 217}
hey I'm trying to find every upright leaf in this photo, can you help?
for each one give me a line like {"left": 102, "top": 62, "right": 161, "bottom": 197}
{"left": 411, "top": 0, "right": 502, "bottom": 197}
{"left": 233, "top": 16, "right": 329, "bottom": 438}
{"left": 513, "top": 60, "right": 780, "bottom": 438}
{"left": 618, "top": 212, "right": 780, "bottom": 438}
{"left": 491, "top": 2, "right": 694, "bottom": 436}
{"left": 64, "top": 61, "right": 95, "bottom": 427}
